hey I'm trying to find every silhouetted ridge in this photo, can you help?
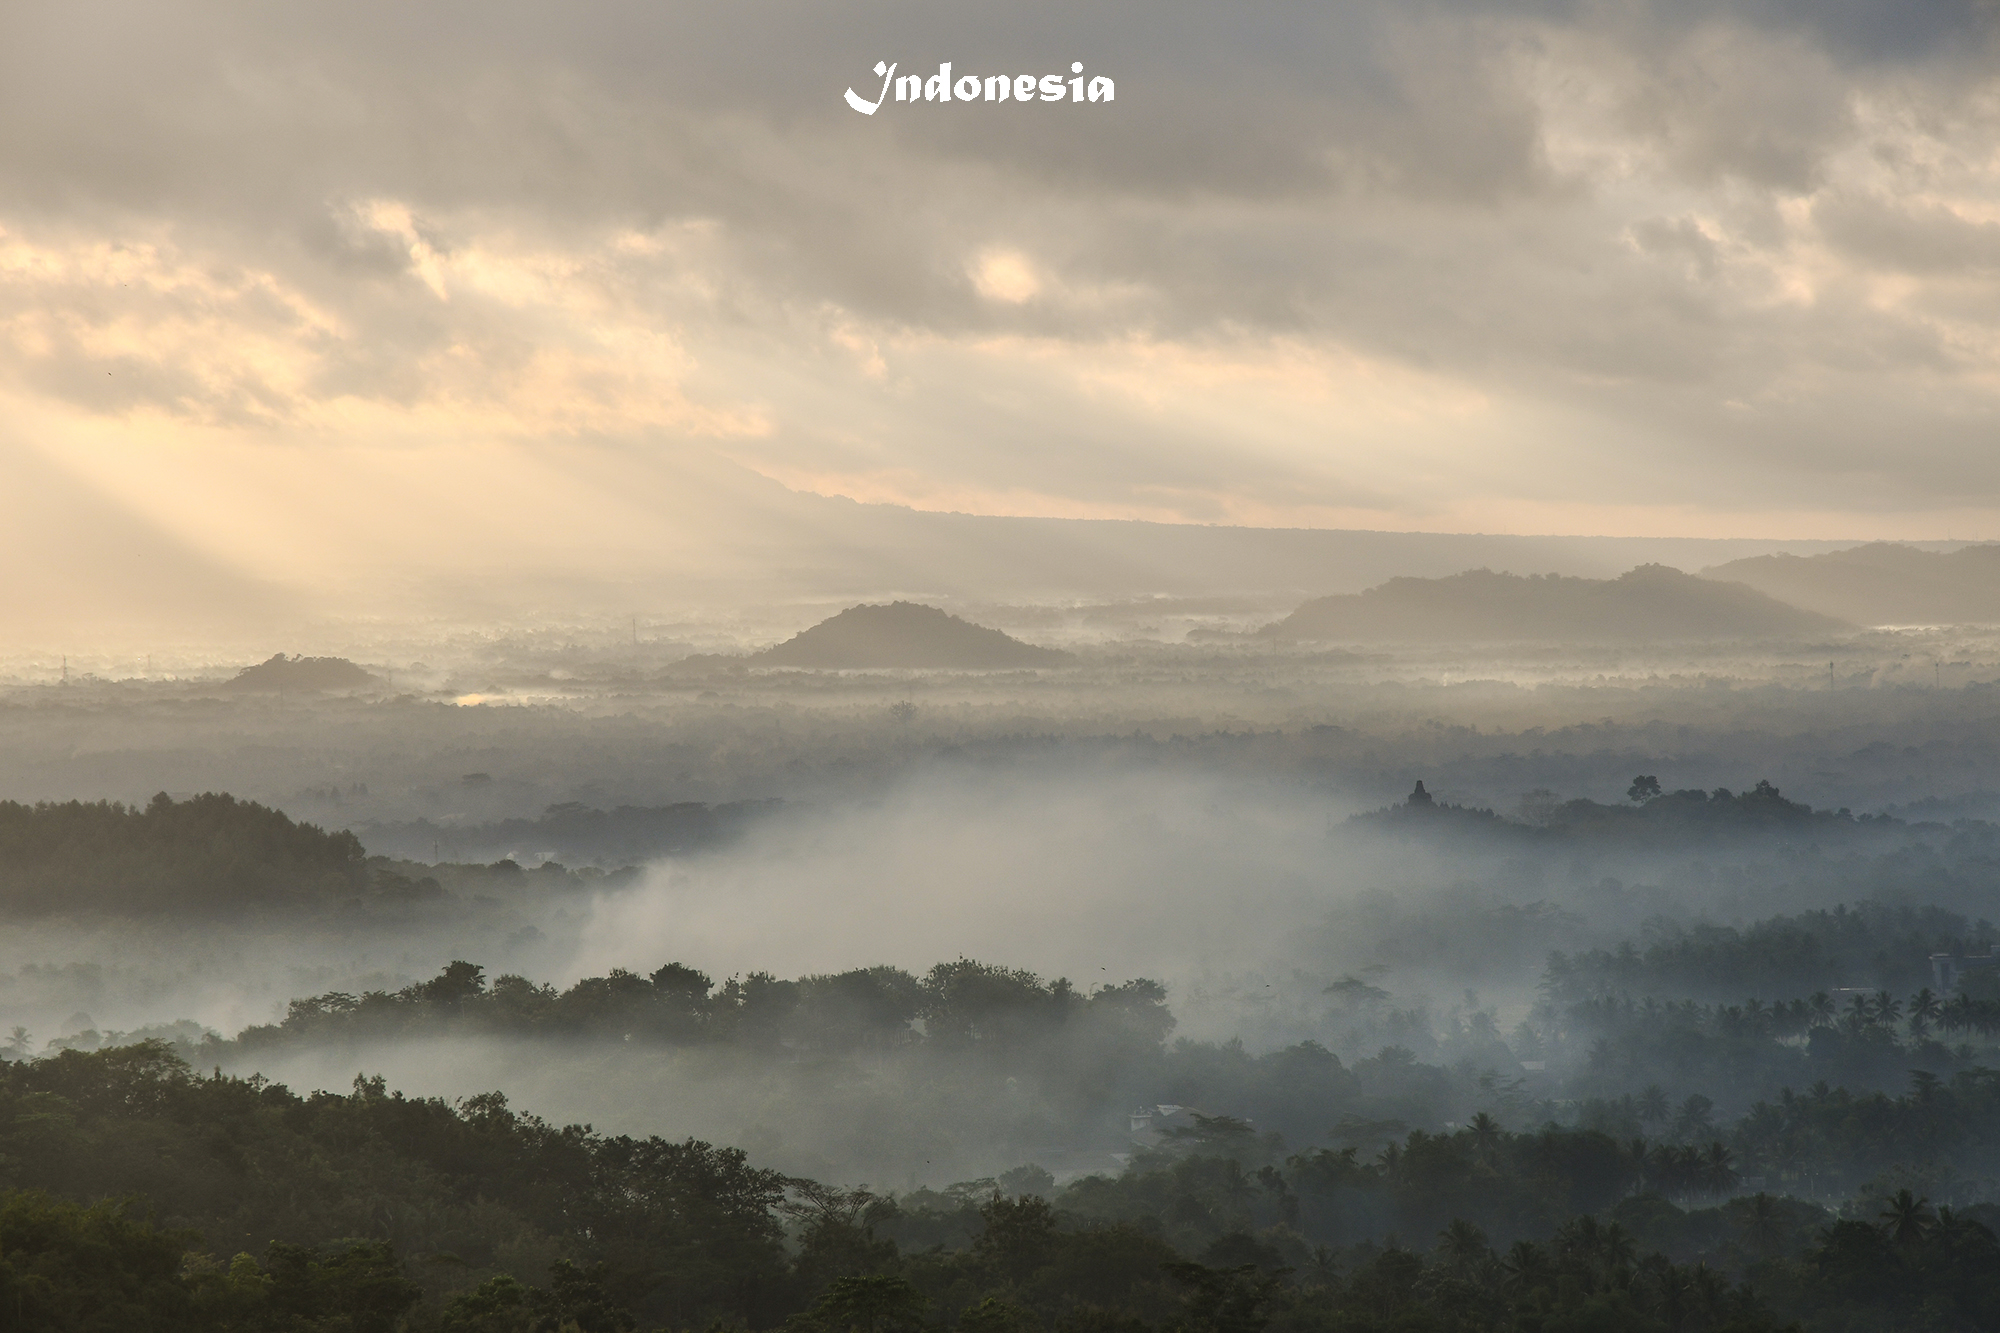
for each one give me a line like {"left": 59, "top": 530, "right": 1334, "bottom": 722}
{"left": 1702, "top": 541, "right": 2000, "bottom": 625}
{"left": 226, "top": 653, "right": 377, "bottom": 691}
{"left": 753, "top": 601, "right": 1073, "bottom": 668}
{"left": 1261, "top": 564, "right": 1846, "bottom": 642}
{"left": 1353, "top": 777, "right": 1901, "bottom": 850}
{"left": 0, "top": 793, "right": 365, "bottom": 914}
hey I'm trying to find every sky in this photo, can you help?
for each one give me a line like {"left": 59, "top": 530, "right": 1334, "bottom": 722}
{"left": 3, "top": 0, "right": 2000, "bottom": 625}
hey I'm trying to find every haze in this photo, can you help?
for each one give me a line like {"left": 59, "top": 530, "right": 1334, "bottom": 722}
{"left": 7, "top": 4, "right": 2000, "bottom": 1330}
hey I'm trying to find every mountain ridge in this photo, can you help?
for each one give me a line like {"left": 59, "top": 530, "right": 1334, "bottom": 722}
{"left": 1702, "top": 542, "right": 2000, "bottom": 625}
{"left": 1260, "top": 564, "right": 1848, "bottom": 643}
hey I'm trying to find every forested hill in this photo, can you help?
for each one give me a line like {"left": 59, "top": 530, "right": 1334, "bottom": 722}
{"left": 4, "top": 1043, "right": 2000, "bottom": 1331}
{"left": 1261, "top": 564, "right": 1845, "bottom": 642}
{"left": 1355, "top": 777, "right": 1926, "bottom": 851}
{"left": 1703, "top": 541, "right": 2000, "bottom": 625}
{"left": 0, "top": 793, "right": 364, "bottom": 914}
{"left": 754, "top": 602, "right": 1074, "bottom": 668}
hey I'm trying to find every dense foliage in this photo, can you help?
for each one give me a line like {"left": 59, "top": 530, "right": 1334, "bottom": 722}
{"left": 1542, "top": 902, "right": 1999, "bottom": 1004}
{"left": 0, "top": 793, "right": 366, "bottom": 914}
{"left": 22, "top": 1043, "right": 2000, "bottom": 1332}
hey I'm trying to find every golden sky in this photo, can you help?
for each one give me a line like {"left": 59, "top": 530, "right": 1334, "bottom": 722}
{"left": 3, "top": 0, "right": 2000, "bottom": 630}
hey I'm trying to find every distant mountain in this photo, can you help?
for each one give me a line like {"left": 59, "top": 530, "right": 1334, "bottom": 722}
{"left": 1701, "top": 542, "right": 2000, "bottom": 625}
{"left": 754, "top": 602, "right": 1073, "bottom": 668}
{"left": 1260, "top": 565, "right": 1847, "bottom": 643}
{"left": 226, "top": 654, "right": 377, "bottom": 691}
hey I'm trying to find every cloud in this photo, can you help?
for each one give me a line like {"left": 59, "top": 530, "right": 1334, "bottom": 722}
{"left": 0, "top": 0, "right": 1998, "bottom": 619}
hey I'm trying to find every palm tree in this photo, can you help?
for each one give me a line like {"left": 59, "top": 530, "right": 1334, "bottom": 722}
{"left": 1637, "top": 1084, "right": 1670, "bottom": 1125}
{"left": 1808, "top": 992, "right": 1835, "bottom": 1026}
{"left": 1500, "top": 1240, "right": 1552, "bottom": 1297}
{"left": 1437, "top": 1219, "right": 1490, "bottom": 1273}
{"left": 1672, "top": 1094, "right": 1714, "bottom": 1141}
{"left": 1689, "top": 1264, "right": 1731, "bottom": 1324}
{"left": 1465, "top": 1112, "right": 1502, "bottom": 1166}
{"left": 1600, "top": 1222, "right": 1638, "bottom": 1279}
{"left": 1624, "top": 1137, "right": 1651, "bottom": 1192}
{"left": 1878, "top": 1188, "right": 1934, "bottom": 1249}
{"left": 1872, "top": 991, "right": 1902, "bottom": 1026}
{"left": 1669, "top": 1144, "right": 1704, "bottom": 1202}
{"left": 1909, "top": 988, "right": 1942, "bottom": 1040}
{"left": 1702, "top": 1142, "right": 1737, "bottom": 1198}
{"left": 1739, "top": 1192, "right": 1783, "bottom": 1257}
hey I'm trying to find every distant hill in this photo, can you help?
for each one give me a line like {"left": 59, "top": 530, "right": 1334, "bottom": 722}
{"left": 1701, "top": 542, "right": 2000, "bottom": 625}
{"left": 226, "top": 654, "right": 377, "bottom": 691}
{"left": 754, "top": 602, "right": 1073, "bottom": 668}
{"left": 1260, "top": 564, "right": 1847, "bottom": 643}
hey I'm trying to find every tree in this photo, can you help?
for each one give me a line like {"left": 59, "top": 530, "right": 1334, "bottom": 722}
{"left": 1737, "top": 1193, "right": 1784, "bottom": 1257}
{"left": 1162, "top": 1260, "right": 1287, "bottom": 1333}
{"left": 1437, "top": 1219, "right": 1490, "bottom": 1273}
{"left": 975, "top": 1193, "right": 1060, "bottom": 1281}
{"left": 1672, "top": 1094, "right": 1714, "bottom": 1140}
{"left": 1878, "top": 1189, "right": 1933, "bottom": 1249}
{"left": 0, "top": 1191, "right": 196, "bottom": 1330}
{"left": 1701, "top": 1142, "right": 1737, "bottom": 1197}
{"left": 811, "top": 1274, "right": 926, "bottom": 1333}
{"left": 1498, "top": 1240, "right": 1552, "bottom": 1297}
{"left": 1465, "top": 1112, "right": 1502, "bottom": 1165}
{"left": 1627, "top": 775, "right": 1662, "bottom": 804}
{"left": 1909, "top": 988, "right": 1942, "bottom": 1039}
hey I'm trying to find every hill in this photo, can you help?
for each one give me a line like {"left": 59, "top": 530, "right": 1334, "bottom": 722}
{"left": 225, "top": 653, "right": 377, "bottom": 691}
{"left": 753, "top": 601, "right": 1073, "bottom": 668}
{"left": 0, "top": 793, "right": 364, "bottom": 914}
{"left": 1260, "top": 564, "right": 1847, "bottom": 643}
{"left": 1701, "top": 542, "right": 2000, "bottom": 625}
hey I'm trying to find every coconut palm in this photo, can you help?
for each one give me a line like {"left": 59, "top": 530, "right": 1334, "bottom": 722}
{"left": 1879, "top": 1189, "right": 1934, "bottom": 1248}
{"left": 1909, "top": 987, "right": 1942, "bottom": 1040}
{"left": 1702, "top": 1142, "right": 1737, "bottom": 1197}
{"left": 1672, "top": 1094, "right": 1714, "bottom": 1140}
{"left": 1499, "top": 1240, "right": 1553, "bottom": 1297}
{"left": 1437, "top": 1219, "right": 1490, "bottom": 1273}
{"left": 1739, "top": 1192, "right": 1783, "bottom": 1256}
{"left": 1465, "top": 1112, "right": 1502, "bottom": 1166}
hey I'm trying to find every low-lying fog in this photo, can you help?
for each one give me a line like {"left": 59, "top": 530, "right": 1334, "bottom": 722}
{"left": 5, "top": 621, "right": 2000, "bottom": 1186}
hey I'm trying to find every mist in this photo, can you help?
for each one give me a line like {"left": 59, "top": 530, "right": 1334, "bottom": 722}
{"left": 11, "top": 0, "right": 2000, "bottom": 1321}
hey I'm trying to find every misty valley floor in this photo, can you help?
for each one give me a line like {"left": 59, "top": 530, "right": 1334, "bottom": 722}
{"left": 4, "top": 629, "right": 2000, "bottom": 1329}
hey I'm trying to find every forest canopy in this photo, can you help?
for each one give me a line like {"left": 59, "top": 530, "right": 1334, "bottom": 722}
{"left": 0, "top": 793, "right": 366, "bottom": 914}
